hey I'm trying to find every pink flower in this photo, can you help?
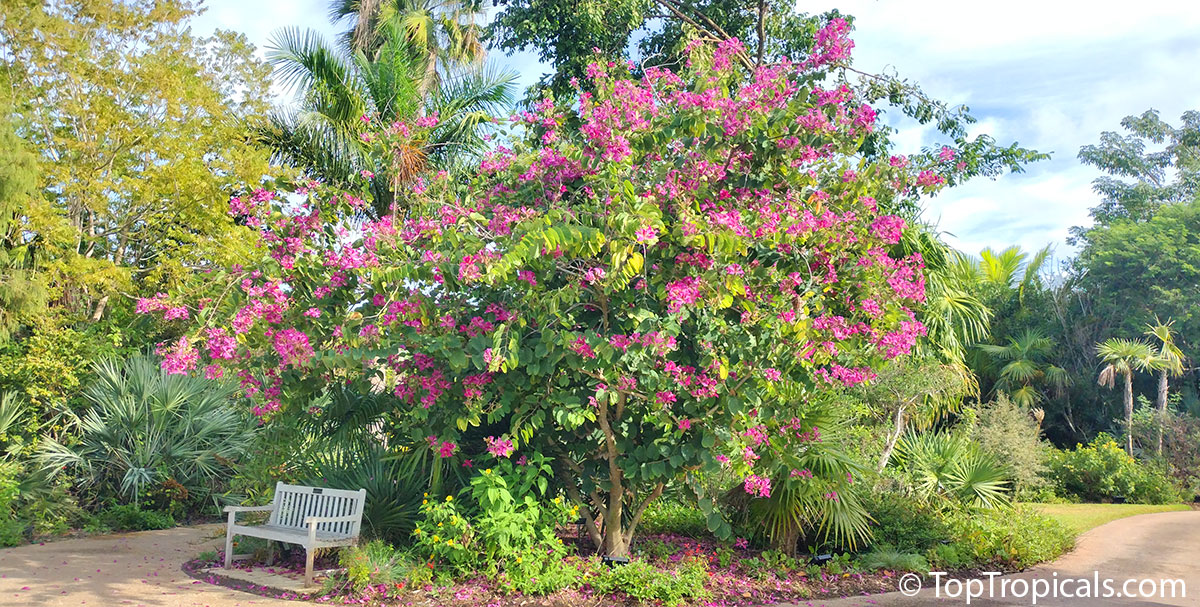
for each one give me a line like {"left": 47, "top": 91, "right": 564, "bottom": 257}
{"left": 762, "top": 367, "right": 782, "bottom": 382}
{"left": 665, "top": 276, "right": 704, "bottom": 313}
{"left": 485, "top": 436, "right": 515, "bottom": 458}
{"left": 677, "top": 418, "right": 691, "bottom": 431}
{"left": 743, "top": 474, "right": 771, "bottom": 498}
{"left": 939, "top": 146, "right": 957, "bottom": 162}
{"left": 870, "top": 215, "right": 906, "bottom": 244}
{"left": 361, "top": 170, "right": 375, "bottom": 179}
{"left": 437, "top": 441, "right": 457, "bottom": 458}
{"left": 635, "top": 225, "right": 657, "bottom": 242}
{"left": 655, "top": 391, "right": 677, "bottom": 406}
{"left": 791, "top": 468, "right": 814, "bottom": 479}
{"left": 159, "top": 337, "right": 199, "bottom": 375}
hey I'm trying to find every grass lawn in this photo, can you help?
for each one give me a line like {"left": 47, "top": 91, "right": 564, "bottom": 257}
{"left": 1029, "top": 503, "right": 1192, "bottom": 534}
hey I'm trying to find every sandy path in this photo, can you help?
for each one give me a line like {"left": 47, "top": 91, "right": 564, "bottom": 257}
{"left": 0, "top": 524, "right": 293, "bottom": 607}
{"left": 808, "top": 510, "right": 1200, "bottom": 607}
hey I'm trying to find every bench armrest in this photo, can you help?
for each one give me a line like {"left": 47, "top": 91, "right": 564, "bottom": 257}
{"left": 224, "top": 504, "right": 277, "bottom": 513}
{"left": 224, "top": 504, "right": 276, "bottom": 525}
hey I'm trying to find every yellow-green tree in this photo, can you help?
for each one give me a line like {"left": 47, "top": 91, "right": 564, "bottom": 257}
{"left": 0, "top": 0, "right": 273, "bottom": 323}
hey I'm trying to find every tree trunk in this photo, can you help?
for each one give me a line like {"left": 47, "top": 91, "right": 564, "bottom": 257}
{"left": 1156, "top": 370, "right": 1169, "bottom": 456}
{"left": 1124, "top": 370, "right": 1135, "bottom": 455}
{"left": 877, "top": 404, "right": 906, "bottom": 473}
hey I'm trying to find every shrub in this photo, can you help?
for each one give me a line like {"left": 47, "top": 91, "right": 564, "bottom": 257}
{"left": 0, "top": 462, "right": 25, "bottom": 546}
{"left": 500, "top": 543, "right": 589, "bottom": 595}
{"left": 862, "top": 490, "right": 950, "bottom": 552}
{"left": 412, "top": 494, "right": 474, "bottom": 570}
{"left": 940, "top": 505, "right": 1073, "bottom": 570}
{"left": 38, "top": 356, "right": 256, "bottom": 512}
{"left": 304, "top": 445, "right": 425, "bottom": 545}
{"left": 894, "top": 432, "right": 1011, "bottom": 508}
{"left": 966, "top": 395, "right": 1051, "bottom": 499}
{"left": 339, "top": 540, "right": 409, "bottom": 592}
{"left": 97, "top": 504, "right": 175, "bottom": 531}
{"left": 588, "top": 557, "right": 710, "bottom": 607}
{"left": 1049, "top": 433, "right": 1183, "bottom": 504}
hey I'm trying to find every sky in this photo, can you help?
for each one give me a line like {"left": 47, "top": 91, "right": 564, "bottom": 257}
{"left": 193, "top": 0, "right": 1200, "bottom": 257}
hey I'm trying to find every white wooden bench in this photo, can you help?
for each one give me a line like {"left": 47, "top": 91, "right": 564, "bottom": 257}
{"left": 223, "top": 482, "right": 367, "bottom": 585}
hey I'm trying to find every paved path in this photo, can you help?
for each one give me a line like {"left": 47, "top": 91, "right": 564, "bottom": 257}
{"left": 0, "top": 524, "right": 292, "bottom": 607}
{"left": 811, "top": 510, "right": 1200, "bottom": 607}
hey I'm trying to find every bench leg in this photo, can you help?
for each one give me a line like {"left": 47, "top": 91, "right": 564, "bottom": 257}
{"left": 224, "top": 527, "right": 235, "bottom": 569}
{"left": 266, "top": 540, "right": 275, "bottom": 566}
{"left": 304, "top": 547, "right": 315, "bottom": 586}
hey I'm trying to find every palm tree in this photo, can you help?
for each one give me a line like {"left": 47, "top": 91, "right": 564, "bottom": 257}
{"left": 1145, "top": 319, "right": 1186, "bottom": 455}
{"left": 977, "top": 328, "right": 1070, "bottom": 408}
{"left": 1096, "top": 338, "right": 1156, "bottom": 454}
{"left": 261, "top": 13, "right": 514, "bottom": 214}
{"left": 328, "top": 0, "right": 486, "bottom": 95}
{"left": 976, "top": 245, "right": 1051, "bottom": 305}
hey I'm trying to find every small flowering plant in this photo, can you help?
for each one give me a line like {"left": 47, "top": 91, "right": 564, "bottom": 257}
{"left": 412, "top": 494, "right": 474, "bottom": 570}
{"left": 142, "top": 20, "right": 972, "bottom": 557}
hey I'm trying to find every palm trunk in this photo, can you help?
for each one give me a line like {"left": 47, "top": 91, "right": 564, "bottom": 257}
{"left": 1124, "top": 370, "right": 1134, "bottom": 455}
{"left": 1156, "top": 370, "right": 1169, "bottom": 456}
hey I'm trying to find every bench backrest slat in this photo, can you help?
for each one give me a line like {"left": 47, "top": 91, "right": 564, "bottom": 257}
{"left": 267, "top": 481, "right": 367, "bottom": 536}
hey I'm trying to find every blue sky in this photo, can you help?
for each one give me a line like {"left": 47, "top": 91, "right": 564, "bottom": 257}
{"left": 194, "top": 0, "right": 1200, "bottom": 257}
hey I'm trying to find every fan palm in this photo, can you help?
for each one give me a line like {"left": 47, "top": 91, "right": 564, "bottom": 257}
{"left": 38, "top": 356, "right": 256, "bottom": 509}
{"left": 977, "top": 328, "right": 1070, "bottom": 407}
{"left": 1144, "top": 319, "right": 1186, "bottom": 455}
{"left": 262, "top": 16, "right": 514, "bottom": 215}
{"left": 1096, "top": 338, "right": 1156, "bottom": 454}
{"left": 893, "top": 432, "right": 1011, "bottom": 509}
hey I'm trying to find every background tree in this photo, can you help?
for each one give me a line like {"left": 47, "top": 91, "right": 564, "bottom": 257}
{"left": 1096, "top": 338, "right": 1156, "bottom": 454}
{"left": 0, "top": 0, "right": 273, "bottom": 315}
{"left": 978, "top": 329, "right": 1069, "bottom": 408}
{"left": 1075, "top": 109, "right": 1200, "bottom": 230}
{"left": 1145, "top": 320, "right": 1186, "bottom": 455}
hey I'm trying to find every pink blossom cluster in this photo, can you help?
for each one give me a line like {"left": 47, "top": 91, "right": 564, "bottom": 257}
{"left": 743, "top": 474, "right": 772, "bottom": 498}
{"left": 485, "top": 436, "right": 515, "bottom": 458}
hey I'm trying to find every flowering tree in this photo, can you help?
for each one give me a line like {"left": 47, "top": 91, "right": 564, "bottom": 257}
{"left": 143, "top": 23, "right": 961, "bottom": 556}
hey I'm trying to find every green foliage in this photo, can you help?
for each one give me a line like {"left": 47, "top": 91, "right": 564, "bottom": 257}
{"left": 588, "top": 557, "right": 711, "bottom": 607}
{"left": 965, "top": 395, "right": 1051, "bottom": 499}
{"left": 1076, "top": 199, "right": 1200, "bottom": 354}
{"left": 857, "top": 545, "right": 929, "bottom": 573}
{"left": 638, "top": 500, "right": 709, "bottom": 537}
{"left": 893, "top": 432, "right": 1011, "bottom": 508}
{"left": 0, "top": 0, "right": 272, "bottom": 320}
{"left": 37, "top": 356, "right": 256, "bottom": 511}
{"left": 339, "top": 540, "right": 410, "bottom": 592}
{"left": 939, "top": 505, "right": 1074, "bottom": 570}
{"left": 499, "top": 544, "right": 589, "bottom": 595}
{"left": 96, "top": 504, "right": 175, "bottom": 532}
{"left": 468, "top": 458, "right": 573, "bottom": 563}
{"left": 862, "top": 490, "right": 950, "bottom": 553}
{"left": 263, "top": 15, "right": 515, "bottom": 212}
{"left": 412, "top": 494, "right": 474, "bottom": 569}
{"left": 304, "top": 445, "right": 425, "bottom": 544}
{"left": 0, "top": 461, "right": 25, "bottom": 546}
{"left": 1048, "top": 433, "right": 1183, "bottom": 504}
